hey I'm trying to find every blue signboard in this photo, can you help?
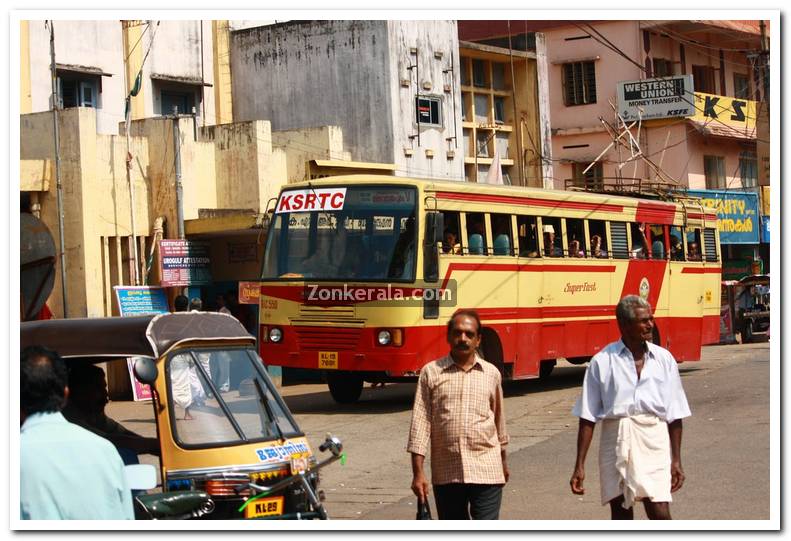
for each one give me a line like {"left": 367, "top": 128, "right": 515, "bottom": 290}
{"left": 760, "top": 216, "right": 770, "bottom": 243}
{"left": 114, "top": 286, "right": 169, "bottom": 316}
{"left": 685, "top": 189, "right": 760, "bottom": 244}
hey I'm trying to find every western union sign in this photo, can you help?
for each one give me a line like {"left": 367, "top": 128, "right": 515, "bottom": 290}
{"left": 617, "top": 75, "right": 695, "bottom": 121}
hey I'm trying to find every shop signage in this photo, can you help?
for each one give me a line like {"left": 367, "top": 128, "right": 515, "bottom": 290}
{"left": 275, "top": 188, "right": 347, "bottom": 214}
{"left": 113, "top": 286, "right": 169, "bottom": 402}
{"left": 760, "top": 216, "right": 770, "bottom": 243}
{"left": 159, "top": 239, "right": 212, "bottom": 287}
{"left": 690, "top": 92, "right": 757, "bottom": 133}
{"left": 617, "top": 75, "right": 695, "bottom": 121}
{"left": 686, "top": 189, "right": 760, "bottom": 244}
{"left": 238, "top": 281, "right": 261, "bottom": 305}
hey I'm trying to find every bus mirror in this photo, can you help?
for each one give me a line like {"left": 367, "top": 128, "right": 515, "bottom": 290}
{"left": 424, "top": 212, "right": 443, "bottom": 283}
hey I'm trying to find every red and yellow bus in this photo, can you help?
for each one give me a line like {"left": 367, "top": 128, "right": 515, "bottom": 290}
{"left": 258, "top": 175, "right": 721, "bottom": 403}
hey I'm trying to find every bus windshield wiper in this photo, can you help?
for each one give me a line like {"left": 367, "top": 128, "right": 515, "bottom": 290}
{"left": 253, "top": 377, "right": 285, "bottom": 441}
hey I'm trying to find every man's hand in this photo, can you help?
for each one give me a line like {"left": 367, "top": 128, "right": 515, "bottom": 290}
{"left": 570, "top": 467, "right": 585, "bottom": 495}
{"left": 411, "top": 471, "right": 430, "bottom": 503}
{"left": 670, "top": 460, "right": 685, "bottom": 492}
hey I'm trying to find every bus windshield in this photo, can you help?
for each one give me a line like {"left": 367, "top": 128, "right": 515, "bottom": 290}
{"left": 261, "top": 185, "right": 418, "bottom": 281}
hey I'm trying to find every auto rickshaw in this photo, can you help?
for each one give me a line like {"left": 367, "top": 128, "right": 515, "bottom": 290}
{"left": 20, "top": 311, "right": 343, "bottom": 520}
{"left": 734, "top": 274, "right": 770, "bottom": 343}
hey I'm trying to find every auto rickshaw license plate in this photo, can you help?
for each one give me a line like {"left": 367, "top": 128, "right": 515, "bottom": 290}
{"left": 245, "top": 496, "right": 284, "bottom": 518}
{"left": 319, "top": 351, "right": 338, "bottom": 369}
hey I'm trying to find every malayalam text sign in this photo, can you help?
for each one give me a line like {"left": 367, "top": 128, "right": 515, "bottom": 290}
{"left": 617, "top": 75, "right": 695, "bottom": 121}
{"left": 159, "top": 239, "right": 212, "bottom": 287}
{"left": 687, "top": 189, "right": 759, "bottom": 244}
{"left": 238, "top": 281, "right": 261, "bottom": 305}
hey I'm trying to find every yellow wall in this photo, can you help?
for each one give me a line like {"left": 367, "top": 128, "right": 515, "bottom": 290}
{"left": 122, "top": 20, "right": 147, "bottom": 121}
{"left": 271, "top": 125, "right": 351, "bottom": 183}
{"left": 20, "top": 21, "right": 32, "bottom": 114}
{"left": 212, "top": 20, "right": 234, "bottom": 125}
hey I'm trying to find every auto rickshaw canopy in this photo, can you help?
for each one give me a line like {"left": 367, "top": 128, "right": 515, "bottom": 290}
{"left": 20, "top": 312, "right": 254, "bottom": 359}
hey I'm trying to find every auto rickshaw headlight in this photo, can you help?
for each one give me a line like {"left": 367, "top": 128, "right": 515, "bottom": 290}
{"left": 269, "top": 327, "right": 283, "bottom": 343}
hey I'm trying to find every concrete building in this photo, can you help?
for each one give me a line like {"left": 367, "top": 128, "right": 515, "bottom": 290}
{"left": 229, "top": 20, "right": 551, "bottom": 186}
{"left": 459, "top": 19, "right": 770, "bottom": 278}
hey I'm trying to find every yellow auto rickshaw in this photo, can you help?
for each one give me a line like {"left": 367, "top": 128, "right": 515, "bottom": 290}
{"left": 21, "top": 311, "right": 343, "bottom": 520}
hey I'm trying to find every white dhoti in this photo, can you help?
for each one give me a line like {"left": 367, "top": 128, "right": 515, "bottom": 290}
{"left": 599, "top": 413, "right": 672, "bottom": 509}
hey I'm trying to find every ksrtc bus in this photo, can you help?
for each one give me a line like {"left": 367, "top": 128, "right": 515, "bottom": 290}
{"left": 258, "top": 176, "right": 721, "bottom": 403}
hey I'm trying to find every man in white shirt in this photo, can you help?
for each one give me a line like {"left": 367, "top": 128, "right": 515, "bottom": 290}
{"left": 569, "top": 295, "right": 691, "bottom": 520}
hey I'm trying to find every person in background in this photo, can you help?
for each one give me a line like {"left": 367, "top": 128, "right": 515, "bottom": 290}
{"left": 21, "top": 346, "right": 134, "bottom": 520}
{"left": 189, "top": 297, "right": 203, "bottom": 311}
{"left": 443, "top": 230, "right": 462, "bottom": 255}
{"left": 408, "top": 310, "right": 509, "bottom": 520}
{"left": 687, "top": 242, "right": 702, "bottom": 261}
{"left": 570, "top": 295, "right": 690, "bottom": 520}
{"left": 174, "top": 294, "right": 189, "bottom": 312}
{"left": 63, "top": 364, "right": 159, "bottom": 465}
{"left": 590, "top": 235, "right": 607, "bottom": 258}
{"left": 215, "top": 293, "right": 231, "bottom": 315}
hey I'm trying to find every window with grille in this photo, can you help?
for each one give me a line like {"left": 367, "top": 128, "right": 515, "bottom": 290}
{"left": 415, "top": 96, "right": 442, "bottom": 127}
{"left": 562, "top": 61, "right": 597, "bottom": 106}
{"left": 692, "top": 65, "right": 716, "bottom": 94}
{"left": 733, "top": 73, "right": 750, "bottom": 99}
{"left": 703, "top": 228, "right": 718, "bottom": 262}
{"left": 739, "top": 151, "right": 758, "bottom": 188}
{"left": 704, "top": 155, "right": 726, "bottom": 189}
{"left": 58, "top": 74, "right": 99, "bottom": 108}
{"left": 653, "top": 58, "right": 674, "bottom": 77}
{"left": 571, "top": 162, "right": 603, "bottom": 190}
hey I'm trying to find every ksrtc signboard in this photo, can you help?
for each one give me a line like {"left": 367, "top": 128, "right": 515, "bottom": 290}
{"left": 159, "top": 239, "right": 213, "bottom": 287}
{"left": 686, "top": 189, "right": 760, "bottom": 244}
{"left": 617, "top": 75, "right": 694, "bottom": 121}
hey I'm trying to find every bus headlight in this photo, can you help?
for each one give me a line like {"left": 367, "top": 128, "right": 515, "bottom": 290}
{"left": 269, "top": 327, "right": 283, "bottom": 343}
{"left": 377, "top": 330, "right": 392, "bottom": 346}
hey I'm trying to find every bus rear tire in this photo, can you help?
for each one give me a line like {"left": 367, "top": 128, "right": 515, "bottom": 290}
{"left": 327, "top": 373, "right": 364, "bottom": 404}
{"left": 539, "top": 360, "right": 556, "bottom": 379}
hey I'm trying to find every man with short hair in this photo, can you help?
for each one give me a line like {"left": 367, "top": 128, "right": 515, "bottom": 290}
{"left": 20, "top": 346, "right": 134, "bottom": 520}
{"left": 408, "top": 310, "right": 509, "bottom": 520}
{"left": 570, "top": 295, "right": 691, "bottom": 520}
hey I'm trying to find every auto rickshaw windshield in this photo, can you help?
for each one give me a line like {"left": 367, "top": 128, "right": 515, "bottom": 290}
{"left": 166, "top": 347, "right": 300, "bottom": 447}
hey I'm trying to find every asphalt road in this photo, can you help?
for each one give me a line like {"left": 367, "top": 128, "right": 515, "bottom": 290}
{"left": 109, "top": 340, "right": 772, "bottom": 523}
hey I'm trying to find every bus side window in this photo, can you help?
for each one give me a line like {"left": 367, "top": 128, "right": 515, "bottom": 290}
{"left": 669, "top": 226, "right": 684, "bottom": 261}
{"left": 588, "top": 219, "right": 608, "bottom": 258}
{"left": 466, "top": 212, "right": 487, "bottom": 255}
{"left": 703, "top": 228, "right": 719, "bottom": 262}
{"left": 686, "top": 227, "right": 702, "bottom": 261}
{"left": 517, "top": 216, "right": 539, "bottom": 257}
{"left": 541, "top": 217, "right": 562, "bottom": 257}
{"left": 649, "top": 225, "right": 666, "bottom": 260}
{"left": 630, "top": 223, "right": 649, "bottom": 259}
{"left": 610, "top": 222, "right": 630, "bottom": 259}
{"left": 566, "top": 219, "right": 586, "bottom": 257}
{"left": 441, "top": 211, "right": 462, "bottom": 255}
{"left": 491, "top": 213, "right": 513, "bottom": 256}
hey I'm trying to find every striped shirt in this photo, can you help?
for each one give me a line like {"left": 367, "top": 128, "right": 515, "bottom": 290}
{"left": 407, "top": 354, "right": 509, "bottom": 485}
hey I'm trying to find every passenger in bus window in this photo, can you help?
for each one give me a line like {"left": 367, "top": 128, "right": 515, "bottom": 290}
{"left": 630, "top": 223, "right": 649, "bottom": 259}
{"left": 568, "top": 239, "right": 584, "bottom": 258}
{"left": 443, "top": 230, "right": 462, "bottom": 255}
{"left": 543, "top": 225, "right": 561, "bottom": 257}
{"left": 670, "top": 235, "right": 684, "bottom": 261}
{"left": 590, "top": 235, "right": 607, "bottom": 258}
{"left": 687, "top": 242, "right": 701, "bottom": 261}
{"left": 517, "top": 217, "right": 539, "bottom": 257}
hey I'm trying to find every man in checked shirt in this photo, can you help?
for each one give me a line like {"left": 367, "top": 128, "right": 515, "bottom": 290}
{"left": 407, "top": 309, "right": 509, "bottom": 520}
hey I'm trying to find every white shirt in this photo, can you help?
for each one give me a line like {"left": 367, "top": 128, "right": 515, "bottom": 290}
{"left": 572, "top": 339, "right": 691, "bottom": 424}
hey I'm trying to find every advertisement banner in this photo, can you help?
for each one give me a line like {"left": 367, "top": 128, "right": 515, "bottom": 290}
{"left": 690, "top": 92, "right": 757, "bottom": 135}
{"left": 113, "top": 286, "right": 169, "bottom": 401}
{"left": 617, "top": 75, "right": 695, "bottom": 121}
{"left": 760, "top": 216, "right": 770, "bottom": 243}
{"left": 686, "top": 189, "right": 760, "bottom": 244}
{"left": 159, "top": 239, "right": 212, "bottom": 287}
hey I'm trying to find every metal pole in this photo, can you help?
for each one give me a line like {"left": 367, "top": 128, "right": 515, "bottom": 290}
{"left": 49, "top": 21, "right": 69, "bottom": 317}
{"left": 126, "top": 103, "right": 140, "bottom": 285}
{"left": 173, "top": 107, "right": 185, "bottom": 239}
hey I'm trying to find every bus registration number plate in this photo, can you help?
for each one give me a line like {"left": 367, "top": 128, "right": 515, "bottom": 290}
{"left": 319, "top": 351, "right": 338, "bottom": 369}
{"left": 244, "top": 496, "right": 283, "bottom": 518}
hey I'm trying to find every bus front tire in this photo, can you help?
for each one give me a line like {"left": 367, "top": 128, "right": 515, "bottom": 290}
{"left": 327, "top": 373, "right": 364, "bottom": 404}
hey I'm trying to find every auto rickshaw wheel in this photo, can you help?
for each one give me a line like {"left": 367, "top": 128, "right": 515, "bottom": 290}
{"left": 327, "top": 373, "right": 364, "bottom": 404}
{"left": 743, "top": 320, "right": 754, "bottom": 343}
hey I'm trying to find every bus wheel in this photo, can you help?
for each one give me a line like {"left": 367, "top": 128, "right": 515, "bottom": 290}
{"left": 479, "top": 328, "right": 505, "bottom": 378}
{"left": 327, "top": 373, "right": 364, "bottom": 404}
{"left": 539, "top": 360, "right": 556, "bottom": 379}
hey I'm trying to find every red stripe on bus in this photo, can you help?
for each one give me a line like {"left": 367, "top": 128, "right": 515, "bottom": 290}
{"left": 434, "top": 191, "right": 625, "bottom": 213}
{"left": 635, "top": 201, "right": 677, "bottom": 225}
{"left": 440, "top": 262, "right": 617, "bottom": 289}
{"left": 618, "top": 259, "right": 668, "bottom": 310}
{"left": 474, "top": 305, "right": 616, "bottom": 320}
{"left": 681, "top": 267, "right": 722, "bottom": 274}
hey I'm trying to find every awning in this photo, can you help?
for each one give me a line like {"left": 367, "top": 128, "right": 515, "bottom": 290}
{"left": 687, "top": 119, "right": 757, "bottom": 141}
{"left": 56, "top": 63, "right": 113, "bottom": 77}
{"left": 150, "top": 73, "right": 213, "bottom": 87}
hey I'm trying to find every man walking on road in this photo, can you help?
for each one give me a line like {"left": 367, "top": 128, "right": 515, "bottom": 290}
{"left": 570, "top": 295, "right": 691, "bottom": 519}
{"left": 407, "top": 310, "right": 509, "bottom": 520}
{"left": 20, "top": 346, "right": 134, "bottom": 520}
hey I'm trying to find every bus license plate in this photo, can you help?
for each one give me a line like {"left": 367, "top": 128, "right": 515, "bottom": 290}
{"left": 319, "top": 351, "right": 339, "bottom": 369}
{"left": 244, "top": 496, "right": 283, "bottom": 519}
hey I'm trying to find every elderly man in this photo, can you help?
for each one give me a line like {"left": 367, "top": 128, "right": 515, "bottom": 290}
{"left": 20, "top": 346, "right": 134, "bottom": 520}
{"left": 570, "top": 295, "right": 690, "bottom": 519}
{"left": 408, "top": 310, "right": 509, "bottom": 520}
